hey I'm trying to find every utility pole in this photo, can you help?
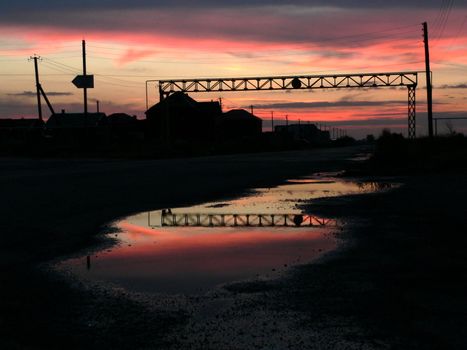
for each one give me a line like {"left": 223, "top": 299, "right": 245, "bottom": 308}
{"left": 423, "top": 22, "right": 434, "bottom": 138}
{"left": 31, "top": 55, "right": 42, "bottom": 121}
{"left": 250, "top": 105, "right": 254, "bottom": 114}
{"left": 271, "top": 111, "right": 274, "bottom": 132}
{"left": 96, "top": 100, "right": 100, "bottom": 113}
{"left": 82, "top": 40, "right": 88, "bottom": 120}
{"left": 286, "top": 115, "right": 288, "bottom": 127}
{"left": 218, "top": 97, "right": 223, "bottom": 112}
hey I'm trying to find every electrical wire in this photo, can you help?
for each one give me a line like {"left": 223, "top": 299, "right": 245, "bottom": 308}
{"left": 94, "top": 74, "right": 144, "bottom": 87}
{"left": 446, "top": 15, "right": 467, "bottom": 49}
{"left": 433, "top": 0, "right": 455, "bottom": 45}
{"left": 431, "top": 0, "right": 449, "bottom": 32}
{"left": 438, "top": 0, "right": 455, "bottom": 40}
{"left": 41, "top": 61, "right": 78, "bottom": 75}
{"left": 42, "top": 58, "right": 81, "bottom": 73}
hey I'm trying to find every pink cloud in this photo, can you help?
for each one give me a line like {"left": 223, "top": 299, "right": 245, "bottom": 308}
{"left": 115, "top": 48, "right": 158, "bottom": 66}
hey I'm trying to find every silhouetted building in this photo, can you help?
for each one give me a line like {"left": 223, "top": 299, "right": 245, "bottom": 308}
{"left": 46, "top": 111, "right": 106, "bottom": 129}
{"left": 217, "top": 109, "right": 262, "bottom": 140}
{"left": 100, "top": 113, "right": 144, "bottom": 142}
{"left": 45, "top": 111, "right": 107, "bottom": 145}
{"left": 103, "top": 113, "right": 137, "bottom": 126}
{"left": 145, "top": 92, "right": 222, "bottom": 144}
{"left": 275, "top": 124, "right": 330, "bottom": 145}
{"left": 0, "top": 118, "right": 44, "bottom": 129}
{"left": 0, "top": 118, "right": 44, "bottom": 147}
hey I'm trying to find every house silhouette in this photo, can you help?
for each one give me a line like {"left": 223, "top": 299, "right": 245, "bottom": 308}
{"left": 218, "top": 109, "right": 262, "bottom": 140}
{"left": 146, "top": 92, "right": 222, "bottom": 144}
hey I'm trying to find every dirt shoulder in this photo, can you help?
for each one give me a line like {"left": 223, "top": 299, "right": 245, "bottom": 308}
{"left": 283, "top": 172, "right": 467, "bottom": 349}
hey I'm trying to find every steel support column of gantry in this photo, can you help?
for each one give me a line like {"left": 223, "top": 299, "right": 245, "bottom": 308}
{"left": 408, "top": 85, "right": 416, "bottom": 139}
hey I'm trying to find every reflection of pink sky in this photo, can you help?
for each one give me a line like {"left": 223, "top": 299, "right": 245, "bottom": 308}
{"left": 220, "top": 180, "right": 367, "bottom": 211}
{"left": 118, "top": 221, "right": 332, "bottom": 256}
{"left": 90, "top": 221, "right": 336, "bottom": 282}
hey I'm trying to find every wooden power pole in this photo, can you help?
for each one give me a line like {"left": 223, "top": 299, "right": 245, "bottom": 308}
{"left": 271, "top": 111, "right": 274, "bottom": 132}
{"left": 423, "top": 22, "right": 434, "bottom": 138}
{"left": 31, "top": 55, "right": 42, "bottom": 121}
{"left": 82, "top": 40, "right": 88, "bottom": 119}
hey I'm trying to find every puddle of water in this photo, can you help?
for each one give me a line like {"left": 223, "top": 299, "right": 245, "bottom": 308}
{"left": 56, "top": 176, "right": 396, "bottom": 296}
{"left": 348, "top": 153, "right": 372, "bottom": 161}
{"left": 63, "top": 225, "right": 336, "bottom": 295}
{"left": 146, "top": 177, "right": 392, "bottom": 220}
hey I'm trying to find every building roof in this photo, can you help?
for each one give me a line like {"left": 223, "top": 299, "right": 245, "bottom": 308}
{"left": 105, "top": 113, "right": 137, "bottom": 126}
{"left": 46, "top": 112, "right": 106, "bottom": 128}
{"left": 145, "top": 92, "right": 221, "bottom": 117}
{"left": 0, "top": 118, "right": 44, "bottom": 128}
{"left": 146, "top": 92, "right": 197, "bottom": 115}
{"left": 198, "top": 101, "right": 222, "bottom": 117}
{"left": 221, "top": 109, "right": 262, "bottom": 122}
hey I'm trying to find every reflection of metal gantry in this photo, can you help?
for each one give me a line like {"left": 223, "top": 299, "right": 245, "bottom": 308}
{"left": 158, "top": 71, "right": 419, "bottom": 138}
{"left": 158, "top": 212, "right": 339, "bottom": 228}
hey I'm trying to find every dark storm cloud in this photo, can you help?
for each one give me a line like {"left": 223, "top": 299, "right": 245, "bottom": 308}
{"left": 7, "top": 91, "right": 73, "bottom": 97}
{"left": 438, "top": 83, "right": 467, "bottom": 89}
{"left": 0, "top": 1, "right": 452, "bottom": 49}
{"left": 0, "top": 1, "right": 449, "bottom": 12}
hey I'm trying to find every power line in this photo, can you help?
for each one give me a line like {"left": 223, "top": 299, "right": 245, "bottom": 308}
{"left": 41, "top": 61, "right": 78, "bottom": 74}
{"left": 433, "top": 0, "right": 455, "bottom": 44}
{"left": 42, "top": 57, "right": 82, "bottom": 73}
{"left": 446, "top": 15, "right": 467, "bottom": 49}
{"left": 94, "top": 74, "right": 144, "bottom": 86}
{"left": 432, "top": 0, "right": 449, "bottom": 33}
{"left": 94, "top": 79, "right": 142, "bottom": 88}
{"left": 438, "top": 0, "right": 455, "bottom": 40}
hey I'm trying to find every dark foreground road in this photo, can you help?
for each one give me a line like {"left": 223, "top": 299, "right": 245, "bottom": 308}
{"left": 0, "top": 147, "right": 365, "bottom": 349}
{"left": 297, "top": 173, "right": 467, "bottom": 349}
{"left": 3, "top": 146, "right": 465, "bottom": 350}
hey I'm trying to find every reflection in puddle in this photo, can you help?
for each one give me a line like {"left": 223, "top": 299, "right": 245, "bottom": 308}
{"left": 159, "top": 212, "right": 338, "bottom": 227}
{"left": 56, "top": 176, "right": 397, "bottom": 296}
{"left": 348, "top": 153, "right": 372, "bottom": 162}
{"left": 64, "top": 225, "right": 336, "bottom": 295}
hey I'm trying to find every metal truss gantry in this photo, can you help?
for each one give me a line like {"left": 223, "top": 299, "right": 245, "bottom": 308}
{"left": 158, "top": 71, "right": 419, "bottom": 138}
{"left": 157, "top": 212, "right": 339, "bottom": 228}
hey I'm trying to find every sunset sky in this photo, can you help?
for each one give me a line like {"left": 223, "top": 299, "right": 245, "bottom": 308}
{"left": 1, "top": 0, "right": 466, "bottom": 137}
